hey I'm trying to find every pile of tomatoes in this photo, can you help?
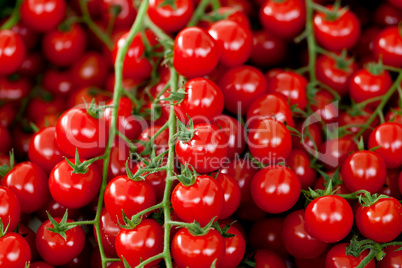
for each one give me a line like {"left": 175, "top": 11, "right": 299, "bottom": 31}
{"left": 1, "top": 0, "right": 402, "bottom": 267}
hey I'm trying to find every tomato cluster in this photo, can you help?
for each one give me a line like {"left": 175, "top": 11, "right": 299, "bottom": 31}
{"left": 1, "top": 0, "right": 402, "bottom": 267}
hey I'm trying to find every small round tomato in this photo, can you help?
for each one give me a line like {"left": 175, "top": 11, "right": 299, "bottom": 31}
{"left": 42, "top": 68, "right": 74, "bottom": 96}
{"left": 70, "top": 52, "right": 108, "bottom": 88}
{"left": 282, "top": 209, "right": 328, "bottom": 259}
{"left": 368, "top": 123, "right": 402, "bottom": 169}
{"left": 175, "top": 123, "right": 228, "bottom": 173}
{"left": 250, "top": 30, "right": 287, "bottom": 68}
{"left": 251, "top": 165, "right": 300, "bottom": 214}
{"left": 55, "top": 108, "right": 108, "bottom": 158}
{"left": 374, "top": 26, "right": 402, "bottom": 67}
{"left": 172, "top": 228, "right": 225, "bottom": 268}
{"left": 20, "top": 0, "right": 66, "bottom": 32}
{"left": 28, "top": 126, "right": 63, "bottom": 173}
{"left": 18, "top": 224, "right": 39, "bottom": 262}
{"left": 2, "top": 162, "right": 49, "bottom": 213}
{"left": 339, "top": 108, "right": 379, "bottom": 142}
{"left": 173, "top": 27, "right": 219, "bottom": 78}
{"left": 213, "top": 172, "right": 241, "bottom": 219}
{"left": 374, "top": 3, "right": 402, "bottom": 27}
{"left": 104, "top": 175, "right": 156, "bottom": 224}
{"left": 219, "top": 221, "right": 246, "bottom": 268}
{"left": 17, "top": 52, "right": 45, "bottom": 77}
{"left": 254, "top": 249, "right": 287, "bottom": 268}
{"left": 171, "top": 175, "right": 224, "bottom": 226}
{"left": 0, "top": 186, "right": 20, "bottom": 233}
{"left": 356, "top": 197, "right": 402, "bottom": 243}
{"left": 0, "top": 233, "right": 31, "bottom": 267}
{"left": 378, "top": 245, "right": 402, "bottom": 268}
{"left": 148, "top": 0, "right": 193, "bottom": 33}
{"left": 341, "top": 150, "right": 387, "bottom": 193}
{"left": 99, "top": 0, "right": 136, "bottom": 27}
{"left": 219, "top": 65, "right": 267, "bottom": 115}
{"left": 314, "top": 7, "right": 361, "bottom": 52}
{"left": 305, "top": 195, "right": 353, "bottom": 243}
{"left": 175, "top": 78, "right": 224, "bottom": 124}
{"left": 115, "top": 219, "right": 163, "bottom": 268}
{"left": 310, "top": 89, "right": 338, "bottom": 124}
{"left": 386, "top": 107, "right": 402, "bottom": 125}
{"left": 36, "top": 197, "right": 81, "bottom": 222}
{"left": 49, "top": 158, "right": 101, "bottom": 209}
{"left": 26, "top": 96, "right": 65, "bottom": 123}
{"left": 36, "top": 219, "right": 85, "bottom": 266}
{"left": 42, "top": 24, "right": 87, "bottom": 67}
{"left": 319, "top": 135, "right": 358, "bottom": 169}
{"left": 287, "top": 149, "right": 317, "bottom": 190}
{"left": 314, "top": 171, "right": 350, "bottom": 196}
{"left": 208, "top": 20, "right": 252, "bottom": 67}
{"left": 96, "top": 208, "right": 121, "bottom": 257}
{"left": 259, "top": 0, "right": 305, "bottom": 39}
{"left": 0, "top": 77, "right": 30, "bottom": 102}
{"left": 10, "top": 23, "right": 39, "bottom": 50}
{"left": 248, "top": 119, "right": 292, "bottom": 165}
{"left": 326, "top": 243, "right": 375, "bottom": 268}
{"left": 0, "top": 30, "right": 26, "bottom": 75}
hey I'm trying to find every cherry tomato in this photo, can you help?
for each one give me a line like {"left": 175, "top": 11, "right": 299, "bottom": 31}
{"left": 2, "top": 162, "right": 49, "bottom": 213}
{"left": 200, "top": 7, "right": 251, "bottom": 30}
{"left": 18, "top": 224, "right": 39, "bottom": 262}
{"left": 148, "top": 0, "right": 193, "bottom": 33}
{"left": 374, "top": 26, "right": 402, "bottom": 67}
{"left": 219, "top": 221, "right": 246, "bottom": 268}
{"left": 10, "top": 23, "right": 39, "bottom": 50}
{"left": 305, "top": 195, "right": 353, "bottom": 243}
{"left": 259, "top": 0, "right": 305, "bottom": 39}
{"left": 310, "top": 89, "right": 338, "bottom": 124}
{"left": 0, "top": 76, "right": 30, "bottom": 102}
{"left": 99, "top": 0, "right": 136, "bottom": 27}
{"left": 17, "top": 52, "right": 45, "bottom": 78}
{"left": 339, "top": 108, "right": 379, "bottom": 142}
{"left": 319, "top": 135, "right": 358, "bottom": 169}
{"left": 377, "top": 245, "right": 402, "bottom": 268}
{"left": 96, "top": 208, "right": 121, "bottom": 257}
{"left": 70, "top": 52, "right": 108, "bottom": 88}
{"left": 0, "top": 233, "right": 31, "bottom": 267}
{"left": 36, "top": 197, "right": 81, "bottom": 222}
{"left": 171, "top": 175, "right": 224, "bottom": 226}
{"left": 250, "top": 30, "right": 287, "bottom": 68}
{"left": 386, "top": 107, "right": 402, "bottom": 125}
{"left": 171, "top": 228, "right": 225, "bottom": 268}
{"left": 175, "top": 123, "right": 228, "bottom": 173}
{"left": 287, "top": 149, "right": 317, "bottom": 190}
{"left": 20, "top": 0, "right": 66, "bottom": 32}
{"left": 173, "top": 27, "right": 219, "bottom": 78}
{"left": 314, "top": 171, "right": 351, "bottom": 196}
{"left": 254, "top": 249, "right": 287, "bottom": 268}
{"left": 251, "top": 165, "right": 300, "bottom": 213}
{"left": 0, "top": 186, "right": 20, "bottom": 233}
{"left": 67, "top": 86, "right": 110, "bottom": 108}
{"left": 213, "top": 172, "right": 241, "bottom": 219}
{"left": 326, "top": 243, "right": 375, "bottom": 268}
{"left": 0, "top": 103, "right": 16, "bottom": 127}
{"left": 0, "top": 30, "right": 26, "bottom": 75}
{"left": 36, "top": 219, "right": 85, "bottom": 266}
{"left": 42, "top": 68, "right": 75, "bottom": 96}
{"left": 374, "top": 3, "right": 402, "bottom": 27}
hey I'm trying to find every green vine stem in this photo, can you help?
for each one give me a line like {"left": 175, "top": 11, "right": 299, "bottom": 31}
{"left": 305, "top": 0, "right": 318, "bottom": 88}
{"left": 0, "top": 0, "right": 23, "bottom": 29}
{"left": 187, "top": 0, "right": 212, "bottom": 27}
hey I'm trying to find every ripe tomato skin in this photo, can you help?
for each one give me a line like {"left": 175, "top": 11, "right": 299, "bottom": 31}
{"left": 0, "top": 76, "right": 30, "bottom": 102}
{"left": 20, "top": 0, "right": 66, "bottom": 32}
{"left": 248, "top": 119, "right": 292, "bottom": 166}
{"left": 259, "top": 0, "right": 305, "bottom": 39}
{"left": 369, "top": 123, "right": 402, "bottom": 169}
{"left": 42, "top": 69, "right": 74, "bottom": 96}
{"left": 171, "top": 175, "right": 224, "bottom": 226}
{"left": 0, "top": 233, "right": 31, "bottom": 267}
{"left": 148, "top": 0, "right": 193, "bottom": 33}
{"left": 55, "top": 108, "right": 108, "bottom": 159}
{"left": 115, "top": 219, "right": 163, "bottom": 268}
{"left": 254, "top": 249, "right": 287, "bottom": 268}
{"left": 28, "top": 126, "right": 63, "bottom": 173}
{"left": 251, "top": 165, "right": 301, "bottom": 214}
{"left": 377, "top": 245, "right": 402, "bottom": 268}
{"left": 282, "top": 209, "right": 328, "bottom": 259}
{"left": 356, "top": 197, "right": 402, "bottom": 243}
{"left": 10, "top": 23, "right": 39, "bottom": 50}
{"left": 0, "top": 186, "right": 20, "bottom": 233}
{"left": 104, "top": 175, "right": 156, "bottom": 224}
{"left": 314, "top": 7, "right": 361, "bottom": 52}
{"left": 36, "top": 219, "right": 85, "bottom": 266}
{"left": 310, "top": 89, "right": 338, "bottom": 124}
{"left": 341, "top": 150, "right": 387, "bottom": 193}
{"left": 42, "top": 24, "right": 87, "bottom": 67}
{"left": 213, "top": 172, "right": 241, "bottom": 219}
{"left": 0, "top": 30, "right": 26, "bottom": 75}
{"left": 48, "top": 159, "right": 101, "bottom": 209}
{"left": 208, "top": 20, "right": 253, "bottom": 67}
{"left": 172, "top": 228, "right": 225, "bottom": 268}
{"left": 18, "top": 224, "right": 39, "bottom": 262}
{"left": 175, "top": 123, "right": 228, "bottom": 173}
{"left": 339, "top": 108, "right": 379, "bottom": 142}
{"left": 0, "top": 125, "right": 11, "bottom": 154}
{"left": 175, "top": 78, "right": 224, "bottom": 124}
{"left": 219, "top": 65, "right": 267, "bottom": 115}
{"left": 2, "top": 162, "right": 49, "bottom": 213}
{"left": 386, "top": 107, "right": 402, "bottom": 125}
{"left": 250, "top": 30, "right": 287, "bottom": 68}
{"left": 326, "top": 243, "right": 375, "bottom": 268}
{"left": 218, "top": 220, "right": 246, "bottom": 268}
{"left": 287, "top": 149, "right": 317, "bottom": 190}
{"left": 173, "top": 27, "right": 219, "bottom": 78}
{"left": 95, "top": 208, "right": 121, "bottom": 257}
{"left": 70, "top": 52, "right": 108, "bottom": 88}
{"left": 99, "top": 0, "right": 136, "bottom": 27}
{"left": 374, "top": 26, "right": 402, "bottom": 67}
{"left": 319, "top": 135, "right": 358, "bottom": 169}
{"left": 305, "top": 195, "right": 353, "bottom": 243}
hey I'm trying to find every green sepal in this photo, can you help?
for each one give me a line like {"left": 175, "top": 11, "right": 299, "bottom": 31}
{"left": 186, "top": 217, "right": 216, "bottom": 236}
{"left": 175, "top": 115, "right": 195, "bottom": 142}
{"left": 0, "top": 149, "right": 15, "bottom": 177}
{"left": 64, "top": 149, "right": 100, "bottom": 175}
{"left": 118, "top": 210, "right": 142, "bottom": 230}
{"left": 212, "top": 221, "right": 235, "bottom": 238}
{"left": 46, "top": 210, "right": 75, "bottom": 241}
{"left": 176, "top": 163, "right": 198, "bottom": 187}
{"left": 0, "top": 217, "right": 10, "bottom": 237}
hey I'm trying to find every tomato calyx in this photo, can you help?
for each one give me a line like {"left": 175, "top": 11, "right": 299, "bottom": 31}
{"left": 85, "top": 98, "right": 110, "bottom": 119}
{"left": 333, "top": 49, "right": 355, "bottom": 71}
{"left": 158, "top": 0, "right": 177, "bottom": 10}
{"left": 64, "top": 149, "right": 101, "bottom": 174}
{"left": 0, "top": 218, "right": 10, "bottom": 237}
{"left": 118, "top": 210, "right": 143, "bottom": 229}
{"left": 174, "top": 217, "right": 216, "bottom": 237}
{"left": 357, "top": 192, "right": 391, "bottom": 207}
{"left": 314, "top": 1, "right": 349, "bottom": 22}
{"left": 45, "top": 210, "right": 76, "bottom": 241}
{"left": 0, "top": 150, "right": 14, "bottom": 177}
{"left": 346, "top": 236, "right": 386, "bottom": 264}
{"left": 303, "top": 169, "right": 342, "bottom": 201}
{"left": 160, "top": 87, "right": 186, "bottom": 105}
{"left": 366, "top": 60, "right": 385, "bottom": 76}
{"left": 175, "top": 116, "right": 195, "bottom": 142}
{"left": 212, "top": 221, "right": 235, "bottom": 239}
{"left": 176, "top": 163, "right": 198, "bottom": 186}
{"left": 127, "top": 149, "right": 168, "bottom": 180}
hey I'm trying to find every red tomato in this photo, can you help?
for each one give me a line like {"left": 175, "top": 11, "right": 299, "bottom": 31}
{"left": 259, "top": 0, "right": 305, "bottom": 39}
{"left": 18, "top": 224, "right": 39, "bottom": 262}
{"left": 26, "top": 96, "right": 65, "bottom": 123}
{"left": 305, "top": 195, "right": 353, "bottom": 243}
{"left": 0, "top": 76, "right": 30, "bottom": 102}
{"left": 0, "top": 103, "right": 16, "bottom": 127}
{"left": 314, "top": 171, "right": 351, "bottom": 196}
{"left": 36, "top": 197, "right": 81, "bottom": 222}
{"left": 254, "top": 249, "right": 287, "bottom": 268}
{"left": 10, "top": 23, "right": 39, "bottom": 50}
{"left": 175, "top": 78, "right": 224, "bottom": 124}
{"left": 67, "top": 86, "right": 110, "bottom": 108}
{"left": 173, "top": 27, "right": 219, "bottom": 78}
{"left": 148, "top": 0, "right": 193, "bottom": 33}
{"left": 42, "top": 24, "right": 87, "bottom": 67}
{"left": 20, "top": 0, "right": 66, "bottom": 32}
{"left": 374, "top": 26, "right": 402, "bottom": 67}
{"left": 115, "top": 219, "right": 163, "bottom": 268}
{"left": 292, "top": 121, "right": 323, "bottom": 152}
{"left": 0, "top": 125, "right": 11, "bottom": 154}
{"left": 42, "top": 69, "right": 75, "bottom": 96}
{"left": 251, "top": 165, "right": 300, "bottom": 214}
{"left": 17, "top": 52, "right": 45, "bottom": 78}
{"left": 172, "top": 228, "right": 225, "bottom": 268}
{"left": 377, "top": 245, "right": 402, "bottom": 268}
{"left": 0, "top": 233, "right": 31, "bottom": 267}
{"left": 287, "top": 149, "right": 317, "bottom": 189}
{"left": 175, "top": 123, "right": 228, "bottom": 173}
{"left": 310, "top": 89, "right": 338, "bottom": 124}
{"left": 219, "top": 65, "right": 267, "bottom": 115}
{"left": 319, "top": 135, "right": 358, "bottom": 169}
{"left": 104, "top": 175, "right": 156, "bottom": 224}
{"left": 326, "top": 243, "right": 375, "bottom": 268}
{"left": 218, "top": 221, "right": 246, "bottom": 268}
{"left": 248, "top": 119, "right": 292, "bottom": 165}
{"left": 356, "top": 197, "right": 402, "bottom": 243}
{"left": 282, "top": 209, "right": 328, "bottom": 259}
{"left": 250, "top": 30, "right": 287, "bottom": 68}
{"left": 0, "top": 30, "right": 26, "bottom": 75}
{"left": 200, "top": 7, "right": 251, "bottom": 30}
{"left": 0, "top": 186, "right": 20, "bottom": 233}
{"left": 213, "top": 172, "right": 241, "bottom": 219}
{"left": 386, "top": 107, "right": 402, "bottom": 125}
{"left": 70, "top": 52, "right": 108, "bottom": 88}
{"left": 136, "top": 125, "right": 170, "bottom": 156}
{"left": 314, "top": 7, "right": 361, "bottom": 52}
{"left": 338, "top": 108, "right": 379, "bottom": 142}
{"left": 99, "top": 0, "right": 136, "bottom": 27}
{"left": 171, "top": 175, "right": 224, "bottom": 226}
{"left": 388, "top": 0, "right": 402, "bottom": 8}
{"left": 36, "top": 219, "right": 85, "bottom": 266}
{"left": 368, "top": 123, "right": 402, "bottom": 169}
{"left": 374, "top": 3, "right": 402, "bottom": 27}
{"left": 30, "top": 261, "right": 55, "bottom": 268}
{"left": 2, "top": 162, "right": 49, "bottom": 213}
{"left": 96, "top": 208, "right": 121, "bottom": 257}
